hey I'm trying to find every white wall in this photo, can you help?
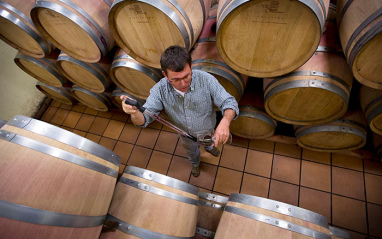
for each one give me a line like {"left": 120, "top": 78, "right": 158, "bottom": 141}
{"left": 0, "top": 41, "right": 46, "bottom": 121}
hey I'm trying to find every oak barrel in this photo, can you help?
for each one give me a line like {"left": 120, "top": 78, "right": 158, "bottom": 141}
{"left": 230, "top": 79, "right": 276, "bottom": 139}
{"left": 215, "top": 194, "right": 331, "bottom": 239}
{"left": 110, "top": 48, "right": 163, "bottom": 100}
{"left": 264, "top": 4, "right": 353, "bottom": 125}
{"left": 329, "top": 226, "right": 351, "bottom": 239}
{"left": 360, "top": 85, "right": 382, "bottom": 135}
{"left": 295, "top": 110, "right": 367, "bottom": 152}
{"left": 108, "top": 0, "right": 211, "bottom": 68}
{"left": 336, "top": 0, "right": 382, "bottom": 89}
{"left": 14, "top": 50, "right": 65, "bottom": 87}
{"left": 56, "top": 52, "right": 111, "bottom": 93}
{"left": 31, "top": 0, "right": 114, "bottom": 63}
{"left": 0, "top": 0, "right": 52, "bottom": 57}
{"left": 191, "top": 6, "right": 248, "bottom": 103}
{"left": 71, "top": 85, "right": 112, "bottom": 111}
{"left": 100, "top": 166, "right": 199, "bottom": 238}
{"left": 217, "top": 0, "right": 330, "bottom": 77}
{"left": 0, "top": 115, "right": 120, "bottom": 239}
{"left": 196, "top": 192, "right": 228, "bottom": 238}
{"left": 372, "top": 132, "right": 382, "bottom": 159}
{"left": 36, "top": 81, "right": 76, "bottom": 105}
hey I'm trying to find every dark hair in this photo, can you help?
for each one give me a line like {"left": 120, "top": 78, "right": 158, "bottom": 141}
{"left": 160, "top": 45, "right": 192, "bottom": 75}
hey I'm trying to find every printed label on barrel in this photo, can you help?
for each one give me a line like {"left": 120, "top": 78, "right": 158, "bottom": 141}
{"left": 252, "top": 1, "right": 287, "bottom": 25}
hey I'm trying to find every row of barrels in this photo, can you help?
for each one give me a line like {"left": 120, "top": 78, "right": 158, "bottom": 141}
{"left": 0, "top": 116, "right": 352, "bottom": 238}
{"left": 1, "top": 0, "right": 381, "bottom": 89}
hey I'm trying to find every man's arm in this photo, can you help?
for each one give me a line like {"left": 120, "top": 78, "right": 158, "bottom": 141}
{"left": 214, "top": 108, "right": 235, "bottom": 146}
{"left": 120, "top": 95, "right": 146, "bottom": 126}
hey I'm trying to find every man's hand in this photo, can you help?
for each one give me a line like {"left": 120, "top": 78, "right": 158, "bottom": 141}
{"left": 214, "top": 109, "right": 236, "bottom": 147}
{"left": 120, "top": 95, "right": 145, "bottom": 126}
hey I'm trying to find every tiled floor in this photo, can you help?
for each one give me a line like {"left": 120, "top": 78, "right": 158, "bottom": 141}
{"left": 35, "top": 100, "right": 382, "bottom": 239}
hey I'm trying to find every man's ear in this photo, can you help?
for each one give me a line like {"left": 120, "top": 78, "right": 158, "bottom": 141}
{"left": 162, "top": 71, "right": 168, "bottom": 79}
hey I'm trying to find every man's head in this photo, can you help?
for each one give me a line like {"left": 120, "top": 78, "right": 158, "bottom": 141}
{"left": 160, "top": 46, "right": 193, "bottom": 92}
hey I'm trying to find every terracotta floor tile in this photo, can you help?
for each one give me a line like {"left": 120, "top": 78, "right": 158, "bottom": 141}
{"left": 332, "top": 195, "right": 367, "bottom": 234}
{"left": 147, "top": 120, "right": 163, "bottom": 130}
{"left": 71, "top": 104, "right": 87, "bottom": 113}
{"left": 364, "top": 160, "right": 382, "bottom": 176}
{"left": 103, "top": 120, "right": 125, "bottom": 139}
{"left": 302, "top": 149, "right": 331, "bottom": 165}
{"left": 119, "top": 163, "right": 126, "bottom": 177}
{"left": 167, "top": 156, "right": 191, "bottom": 183}
{"left": 365, "top": 174, "right": 382, "bottom": 205}
{"left": 136, "top": 127, "right": 160, "bottom": 149}
{"left": 60, "top": 103, "right": 72, "bottom": 110}
{"left": 72, "top": 129, "right": 86, "bottom": 137}
{"left": 50, "top": 108, "right": 69, "bottom": 125}
{"left": 213, "top": 167, "right": 242, "bottom": 195}
{"left": 245, "top": 150, "right": 273, "bottom": 178}
{"left": 200, "top": 144, "right": 223, "bottom": 166}
{"left": 85, "top": 133, "right": 101, "bottom": 143}
{"left": 301, "top": 161, "right": 331, "bottom": 192}
{"left": 51, "top": 100, "right": 61, "bottom": 107}
{"left": 127, "top": 146, "right": 152, "bottom": 169}
{"left": 62, "top": 111, "right": 82, "bottom": 128}
{"left": 231, "top": 135, "right": 249, "bottom": 148}
{"left": 75, "top": 114, "right": 96, "bottom": 131}
{"left": 332, "top": 167, "right": 365, "bottom": 200}
{"left": 88, "top": 117, "right": 110, "bottom": 135}
{"left": 271, "top": 155, "right": 301, "bottom": 185}
{"left": 113, "top": 141, "right": 134, "bottom": 165}
{"left": 111, "top": 111, "right": 129, "bottom": 122}
{"left": 60, "top": 126, "right": 72, "bottom": 132}
{"left": 98, "top": 110, "right": 113, "bottom": 119}
{"left": 346, "top": 231, "right": 368, "bottom": 239}
{"left": 84, "top": 107, "right": 99, "bottom": 116}
{"left": 35, "top": 103, "right": 49, "bottom": 119}
{"left": 174, "top": 140, "right": 188, "bottom": 158}
{"left": 41, "top": 106, "right": 58, "bottom": 122}
{"left": 274, "top": 142, "right": 301, "bottom": 159}
{"left": 268, "top": 179, "right": 299, "bottom": 206}
{"left": 299, "top": 187, "right": 331, "bottom": 224}
{"left": 240, "top": 173, "right": 270, "bottom": 198}
{"left": 189, "top": 162, "right": 218, "bottom": 190}
{"left": 119, "top": 123, "right": 141, "bottom": 144}
{"left": 146, "top": 150, "right": 172, "bottom": 175}
{"left": 98, "top": 137, "right": 117, "bottom": 151}
{"left": 367, "top": 203, "right": 382, "bottom": 238}
{"left": 219, "top": 145, "right": 247, "bottom": 171}
{"left": 154, "top": 131, "right": 179, "bottom": 154}
{"left": 332, "top": 154, "right": 363, "bottom": 171}
{"left": 249, "top": 139, "right": 274, "bottom": 153}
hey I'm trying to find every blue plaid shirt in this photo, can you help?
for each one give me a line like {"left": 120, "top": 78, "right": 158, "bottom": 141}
{"left": 141, "top": 69, "right": 239, "bottom": 137}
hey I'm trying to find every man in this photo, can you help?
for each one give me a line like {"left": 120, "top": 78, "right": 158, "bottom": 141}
{"left": 121, "top": 45, "right": 238, "bottom": 177}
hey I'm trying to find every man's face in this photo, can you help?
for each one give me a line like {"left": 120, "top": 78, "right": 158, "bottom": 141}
{"left": 163, "top": 64, "right": 192, "bottom": 92}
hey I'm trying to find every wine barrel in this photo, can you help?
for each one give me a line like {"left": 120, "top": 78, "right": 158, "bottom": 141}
{"left": 110, "top": 48, "right": 163, "bottom": 100}
{"left": 100, "top": 166, "right": 199, "bottom": 238}
{"left": 0, "top": 115, "right": 120, "bottom": 239}
{"left": 30, "top": 0, "right": 114, "bottom": 63}
{"left": 56, "top": 52, "right": 111, "bottom": 93}
{"left": 110, "top": 87, "right": 145, "bottom": 110}
{"left": 295, "top": 110, "right": 367, "bottom": 152}
{"left": 36, "top": 81, "right": 76, "bottom": 105}
{"left": 264, "top": 4, "right": 353, "bottom": 125}
{"left": 360, "top": 85, "right": 382, "bottom": 135}
{"left": 108, "top": 0, "right": 211, "bottom": 68}
{"left": 14, "top": 50, "right": 65, "bottom": 87}
{"left": 0, "top": 0, "right": 52, "bottom": 57}
{"left": 336, "top": 0, "right": 382, "bottom": 89}
{"left": 71, "top": 85, "right": 112, "bottom": 111}
{"left": 215, "top": 194, "right": 331, "bottom": 239}
{"left": 230, "top": 79, "right": 276, "bottom": 139}
{"left": 372, "top": 132, "right": 382, "bottom": 159}
{"left": 196, "top": 192, "right": 228, "bottom": 238}
{"left": 191, "top": 6, "right": 248, "bottom": 104}
{"left": 216, "top": 0, "right": 329, "bottom": 78}
{"left": 329, "top": 226, "right": 351, "bottom": 239}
